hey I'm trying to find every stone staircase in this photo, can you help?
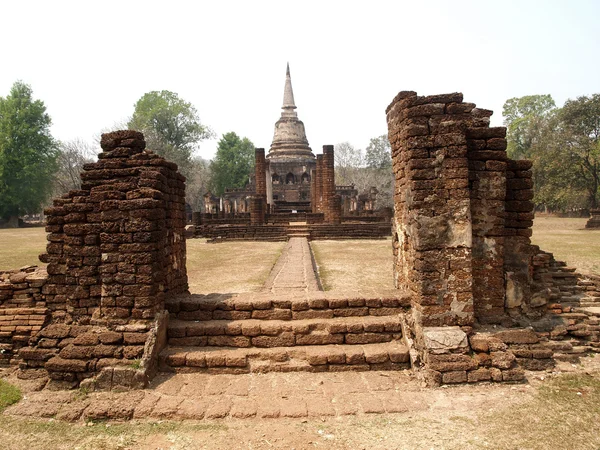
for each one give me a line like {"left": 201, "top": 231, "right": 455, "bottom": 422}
{"left": 158, "top": 291, "right": 412, "bottom": 374}
{"left": 286, "top": 221, "right": 310, "bottom": 238}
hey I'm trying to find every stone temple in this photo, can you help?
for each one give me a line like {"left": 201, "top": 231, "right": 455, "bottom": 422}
{"left": 267, "top": 63, "right": 316, "bottom": 210}
{"left": 195, "top": 65, "right": 390, "bottom": 241}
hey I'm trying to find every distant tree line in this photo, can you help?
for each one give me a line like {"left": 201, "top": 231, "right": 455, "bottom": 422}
{"left": 334, "top": 135, "right": 394, "bottom": 209}
{"left": 2, "top": 80, "right": 597, "bottom": 226}
{"left": 0, "top": 82, "right": 255, "bottom": 226}
{"left": 503, "top": 94, "right": 600, "bottom": 212}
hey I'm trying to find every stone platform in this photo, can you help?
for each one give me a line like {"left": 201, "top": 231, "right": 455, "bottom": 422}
{"left": 159, "top": 238, "right": 412, "bottom": 374}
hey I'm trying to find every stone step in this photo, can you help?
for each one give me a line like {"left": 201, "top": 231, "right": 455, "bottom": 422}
{"left": 159, "top": 341, "right": 410, "bottom": 374}
{"left": 167, "top": 291, "right": 411, "bottom": 321}
{"left": 167, "top": 315, "right": 403, "bottom": 347}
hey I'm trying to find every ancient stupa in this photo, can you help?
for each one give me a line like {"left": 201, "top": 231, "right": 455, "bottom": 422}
{"left": 266, "top": 64, "right": 316, "bottom": 206}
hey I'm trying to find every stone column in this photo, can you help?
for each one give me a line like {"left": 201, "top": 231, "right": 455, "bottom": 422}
{"left": 310, "top": 169, "right": 317, "bottom": 213}
{"left": 266, "top": 164, "right": 273, "bottom": 211}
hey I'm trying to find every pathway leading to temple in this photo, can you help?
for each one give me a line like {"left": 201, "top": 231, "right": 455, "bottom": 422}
{"left": 262, "top": 237, "right": 321, "bottom": 293}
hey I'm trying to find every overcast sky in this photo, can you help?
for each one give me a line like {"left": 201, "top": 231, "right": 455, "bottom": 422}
{"left": 1, "top": 0, "right": 598, "bottom": 160}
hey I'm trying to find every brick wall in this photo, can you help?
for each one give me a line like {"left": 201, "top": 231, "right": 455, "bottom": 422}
{"left": 19, "top": 130, "right": 187, "bottom": 387}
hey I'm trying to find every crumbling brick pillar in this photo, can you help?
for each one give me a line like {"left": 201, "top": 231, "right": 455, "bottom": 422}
{"left": 330, "top": 195, "right": 342, "bottom": 225}
{"left": 249, "top": 196, "right": 265, "bottom": 225}
{"left": 310, "top": 169, "right": 317, "bottom": 213}
{"left": 315, "top": 154, "right": 324, "bottom": 213}
{"left": 255, "top": 148, "right": 267, "bottom": 198}
{"left": 322, "top": 145, "right": 339, "bottom": 224}
{"left": 41, "top": 130, "right": 188, "bottom": 322}
{"left": 504, "top": 159, "right": 536, "bottom": 314}
{"left": 386, "top": 92, "right": 474, "bottom": 328}
{"left": 467, "top": 124, "right": 509, "bottom": 323}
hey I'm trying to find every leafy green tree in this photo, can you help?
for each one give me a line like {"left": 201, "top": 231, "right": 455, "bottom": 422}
{"left": 534, "top": 95, "right": 600, "bottom": 210}
{"left": 503, "top": 95, "right": 556, "bottom": 160}
{"left": 365, "top": 134, "right": 392, "bottom": 169}
{"left": 0, "top": 81, "right": 58, "bottom": 227}
{"left": 210, "top": 132, "right": 255, "bottom": 196}
{"left": 128, "top": 90, "right": 212, "bottom": 177}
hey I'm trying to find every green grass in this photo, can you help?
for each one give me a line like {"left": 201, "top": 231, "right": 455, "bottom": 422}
{"left": 0, "top": 379, "right": 22, "bottom": 412}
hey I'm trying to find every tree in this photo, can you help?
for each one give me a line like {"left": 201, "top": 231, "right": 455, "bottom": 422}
{"left": 210, "top": 132, "right": 255, "bottom": 196}
{"left": 334, "top": 142, "right": 364, "bottom": 185}
{"left": 53, "top": 139, "right": 96, "bottom": 197}
{"left": 507, "top": 94, "right": 600, "bottom": 211}
{"left": 0, "top": 81, "right": 58, "bottom": 227}
{"left": 128, "top": 90, "right": 212, "bottom": 178}
{"left": 536, "top": 95, "right": 600, "bottom": 210}
{"left": 186, "top": 156, "right": 212, "bottom": 212}
{"left": 334, "top": 140, "right": 394, "bottom": 209}
{"left": 503, "top": 94, "right": 556, "bottom": 160}
{"left": 365, "top": 134, "right": 392, "bottom": 169}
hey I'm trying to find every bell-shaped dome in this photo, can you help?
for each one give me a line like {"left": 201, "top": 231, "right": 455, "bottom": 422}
{"left": 268, "top": 64, "right": 315, "bottom": 162}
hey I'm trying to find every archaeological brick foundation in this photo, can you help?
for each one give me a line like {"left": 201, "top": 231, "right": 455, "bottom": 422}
{"left": 0, "top": 93, "right": 598, "bottom": 391}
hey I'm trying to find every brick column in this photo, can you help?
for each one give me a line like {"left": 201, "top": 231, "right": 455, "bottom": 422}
{"left": 386, "top": 91, "right": 474, "bottom": 328}
{"left": 504, "top": 159, "right": 536, "bottom": 315}
{"left": 249, "top": 196, "right": 265, "bottom": 225}
{"left": 331, "top": 195, "right": 342, "bottom": 225}
{"left": 41, "top": 130, "right": 188, "bottom": 322}
{"left": 322, "top": 145, "right": 336, "bottom": 224}
{"left": 255, "top": 148, "right": 266, "bottom": 198}
{"left": 316, "top": 155, "right": 324, "bottom": 213}
{"left": 467, "top": 124, "right": 509, "bottom": 323}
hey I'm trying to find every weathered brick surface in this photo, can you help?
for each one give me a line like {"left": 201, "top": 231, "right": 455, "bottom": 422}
{"left": 17, "top": 131, "right": 187, "bottom": 386}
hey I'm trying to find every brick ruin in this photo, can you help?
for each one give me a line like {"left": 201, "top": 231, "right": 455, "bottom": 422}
{"left": 387, "top": 91, "right": 600, "bottom": 383}
{"left": 586, "top": 208, "right": 600, "bottom": 228}
{"left": 0, "top": 93, "right": 598, "bottom": 391}
{"left": 193, "top": 64, "right": 389, "bottom": 242}
{"left": 194, "top": 143, "right": 390, "bottom": 242}
{"left": 1, "top": 131, "right": 188, "bottom": 389}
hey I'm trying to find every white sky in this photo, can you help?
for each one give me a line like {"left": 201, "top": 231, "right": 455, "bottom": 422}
{"left": 1, "top": 0, "right": 598, "bottom": 160}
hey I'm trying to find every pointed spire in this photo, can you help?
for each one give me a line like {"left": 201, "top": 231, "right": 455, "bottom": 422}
{"left": 282, "top": 62, "right": 296, "bottom": 110}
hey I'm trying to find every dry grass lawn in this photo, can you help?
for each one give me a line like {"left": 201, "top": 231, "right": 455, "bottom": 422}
{"left": 531, "top": 215, "right": 600, "bottom": 275}
{"left": 186, "top": 239, "right": 284, "bottom": 293}
{"left": 0, "top": 227, "right": 47, "bottom": 270}
{"left": 310, "top": 239, "right": 394, "bottom": 291}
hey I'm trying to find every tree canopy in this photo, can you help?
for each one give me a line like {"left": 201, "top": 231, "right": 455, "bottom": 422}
{"left": 334, "top": 139, "right": 394, "bottom": 209}
{"left": 504, "top": 94, "right": 600, "bottom": 211}
{"left": 210, "top": 132, "right": 255, "bottom": 196}
{"left": 0, "top": 81, "right": 58, "bottom": 226}
{"left": 365, "top": 135, "right": 392, "bottom": 169}
{"left": 128, "top": 90, "right": 212, "bottom": 177}
{"left": 503, "top": 94, "right": 556, "bottom": 160}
